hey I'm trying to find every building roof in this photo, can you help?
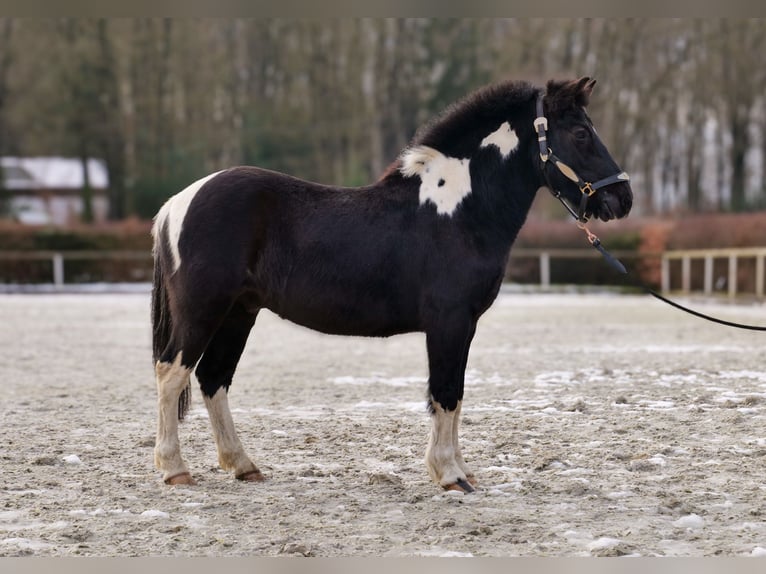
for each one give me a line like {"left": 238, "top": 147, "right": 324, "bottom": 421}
{"left": 1, "top": 157, "right": 109, "bottom": 190}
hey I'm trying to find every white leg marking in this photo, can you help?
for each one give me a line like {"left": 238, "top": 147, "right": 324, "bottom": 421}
{"left": 152, "top": 171, "right": 224, "bottom": 273}
{"left": 154, "top": 353, "right": 193, "bottom": 481}
{"left": 204, "top": 387, "right": 259, "bottom": 477}
{"left": 400, "top": 145, "right": 472, "bottom": 216}
{"left": 480, "top": 121, "right": 518, "bottom": 158}
{"left": 425, "top": 399, "right": 465, "bottom": 487}
{"left": 451, "top": 401, "right": 474, "bottom": 479}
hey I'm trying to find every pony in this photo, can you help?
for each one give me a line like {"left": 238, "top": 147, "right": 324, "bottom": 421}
{"left": 151, "top": 77, "right": 633, "bottom": 492}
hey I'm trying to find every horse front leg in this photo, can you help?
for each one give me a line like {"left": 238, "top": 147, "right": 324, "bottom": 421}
{"left": 203, "top": 388, "right": 263, "bottom": 481}
{"left": 424, "top": 315, "right": 477, "bottom": 493}
{"left": 452, "top": 400, "right": 477, "bottom": 487}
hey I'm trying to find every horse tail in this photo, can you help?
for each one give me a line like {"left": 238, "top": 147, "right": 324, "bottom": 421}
{"left": 151, "top": 214, "right": 191, "bottom": 421}
{"left": 151, "top": 248, "right": 170, "bottom": 364}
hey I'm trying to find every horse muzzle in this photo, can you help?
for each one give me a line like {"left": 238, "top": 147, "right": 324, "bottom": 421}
{"left": 590, "top": 181, "right": 633, "bottom": 222}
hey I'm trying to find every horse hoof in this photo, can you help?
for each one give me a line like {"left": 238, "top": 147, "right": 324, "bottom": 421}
{"left": 444, "top": 478, "right": 475, "bottom": 493}
{"left": 165, "top": 472, "right": 196, "bottom": 486}
{"left": 236, "top": 470, "right": 266, "bottom": 482}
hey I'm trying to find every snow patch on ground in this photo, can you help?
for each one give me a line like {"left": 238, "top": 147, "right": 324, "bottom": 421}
{"left": 140, "top": 510, "right": 169, "bottom": 519}
{"left": 673, "top": 514, "right": 705, "bottom": 529}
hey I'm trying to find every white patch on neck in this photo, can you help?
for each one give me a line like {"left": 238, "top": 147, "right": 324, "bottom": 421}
{"left": 400, "top": 145, "right": 472, "bottom": 216}
{"left": 480, "top": 121, "right": 518, "bottom": 158}
{"left": 152, "top": 171, "right": 223, "bottom": 272}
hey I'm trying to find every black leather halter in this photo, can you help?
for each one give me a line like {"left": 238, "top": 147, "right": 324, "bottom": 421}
{"left": 535, "top": 96, "right": 629, "bottom": 222}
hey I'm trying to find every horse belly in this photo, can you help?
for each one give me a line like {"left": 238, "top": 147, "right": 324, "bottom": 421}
{"left": 266, "top": 272, "right": 420, "bottom": 337}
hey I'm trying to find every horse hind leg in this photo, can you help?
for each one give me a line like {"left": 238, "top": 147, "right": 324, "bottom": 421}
{"left": 155, "top": 352, "right": 196, "bottom": 485}
{"left": 154, "top": 296, "right": 239, "bottom": 485}
{"left": 195, "top": 303, "right": 263, "bottom": 482}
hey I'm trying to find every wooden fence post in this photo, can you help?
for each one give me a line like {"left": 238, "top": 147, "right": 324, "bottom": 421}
{"left": 703, "top": 255, "right": 713, "bottom": 296}
{"left": 728, "top": 254, "right": 737, "bottom": 299}
{"left": 540, "top": 252, "right": 550, "bottom": 289}
{"left": 52, "top": 253, "right": 64, "bottom": 287}
{"left": 681, "top": 256, "right": 691, "bottom": 294}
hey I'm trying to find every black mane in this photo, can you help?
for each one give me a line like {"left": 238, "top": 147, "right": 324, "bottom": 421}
{"left": 377, "top": 80, "right": 541, "bottom": 181}
{"left": 410, "top": 80, "right": 540, "bottom": 157}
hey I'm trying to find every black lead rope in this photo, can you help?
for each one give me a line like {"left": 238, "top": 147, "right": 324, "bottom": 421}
{"left": 580, "top": 225, "right": 766, "bottom": 332}
{"left": 588, "top": 234, "right": 627, "bottom": 275}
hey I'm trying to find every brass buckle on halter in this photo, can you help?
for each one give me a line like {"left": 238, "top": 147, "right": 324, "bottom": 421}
{"left": 580, "top": 182, "right": 596, "bottom": 197}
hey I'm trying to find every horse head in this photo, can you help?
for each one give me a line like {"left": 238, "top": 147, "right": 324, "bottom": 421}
{"left": 540, "top": 77, "right": 633, "bottom": 222}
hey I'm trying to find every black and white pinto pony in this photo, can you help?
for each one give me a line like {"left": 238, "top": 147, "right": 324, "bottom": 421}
{"left": 151, "top": 77, "right": 633, "bottom": 492}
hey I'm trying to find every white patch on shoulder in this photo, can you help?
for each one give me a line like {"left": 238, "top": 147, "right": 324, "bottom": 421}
{"left": 480, "top": 121, "right": 518, "bottom": 158}
{"left": 152, "top": 171, "right": 223, "bottom": 272}
{"left": 399, "top": 145, "right": 472, "bottom": 216}
{"left": 400, "top": 145, "right": 443, "bottom": 178}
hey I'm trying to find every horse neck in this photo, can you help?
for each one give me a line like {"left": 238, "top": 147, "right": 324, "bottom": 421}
{"left": 469, "top": 140, "right": 542, "bottom": 250}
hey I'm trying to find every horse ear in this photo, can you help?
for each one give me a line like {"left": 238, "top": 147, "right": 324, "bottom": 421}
{"left": 545, "top": 79, "right": 567, "bottom": 98}
{"left": 575, "top": 77, "right": 597, "bottom": 107}
{"left": 543, "top": 79, "right": 567, "bottom": 112}
{"left": 545, "top": 77, "right": 596, "bottom": 111}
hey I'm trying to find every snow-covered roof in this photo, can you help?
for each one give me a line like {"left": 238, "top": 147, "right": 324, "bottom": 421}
{"left": 1, "top": 157, "right": 109, "bottom": 189}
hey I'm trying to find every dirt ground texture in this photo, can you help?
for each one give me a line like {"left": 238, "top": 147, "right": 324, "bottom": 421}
{"left": 2, "top": 290, "right": 766, "bottom": 557}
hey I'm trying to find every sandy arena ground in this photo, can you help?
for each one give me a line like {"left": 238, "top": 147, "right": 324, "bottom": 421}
{"left": 2, "top": 290, "right": 766, "bottom": 557}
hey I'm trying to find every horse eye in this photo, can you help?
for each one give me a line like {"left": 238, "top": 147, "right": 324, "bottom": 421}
{"left": 573, "top": 128, "right": 589, "bottom": 142}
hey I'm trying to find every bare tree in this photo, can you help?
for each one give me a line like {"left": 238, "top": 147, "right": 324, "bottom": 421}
{"left": 0, "top": 18, "right": 14, "bottom": 215}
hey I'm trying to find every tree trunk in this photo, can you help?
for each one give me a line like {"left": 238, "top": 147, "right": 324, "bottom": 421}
{"left": 156, "top": 18, "right": 172, "bottom": 181}
{"left": 94, "top": 19, "right": 127, "bottom": 220}
{"left": 0, "top": 19, "right": 13, "bottom": 216}
{"left": 79, "top": 153, "right": 93, "bottom": 223}
{"left": 0, "top": 18, "right": 14, "bottom": 156}
{"left": 729, "top": 112, "right": 748, "bottom": 212}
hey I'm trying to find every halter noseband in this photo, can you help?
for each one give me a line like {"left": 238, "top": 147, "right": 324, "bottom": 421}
{"left": 535, "top": 95, "right": 629, "bottom": 222}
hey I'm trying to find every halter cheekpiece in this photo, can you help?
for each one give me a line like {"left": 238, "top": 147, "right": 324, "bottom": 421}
{"left": 535, "top": 95, "right": 629, "bottom": 223}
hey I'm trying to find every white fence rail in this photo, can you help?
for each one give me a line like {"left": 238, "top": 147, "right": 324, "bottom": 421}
{"left": 509, "top": 248, "right": 643, "bottom": 289}
{"left": 661, "top": 247, "right": 766, "bottom": 299}
{"left": 0, "top": 250, "right": 151, "bottom": 286}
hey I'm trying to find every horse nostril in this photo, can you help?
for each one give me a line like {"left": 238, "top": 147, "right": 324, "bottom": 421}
{"left": 621, "top": 189, "right": 633, "bottom": 215}
{"left": 600, "top": 192, "right": 630, "bottom": 220}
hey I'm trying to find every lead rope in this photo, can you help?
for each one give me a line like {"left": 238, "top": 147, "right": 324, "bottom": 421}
{"left": 576, "top": 222, "right": 766, "bottom": 332}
